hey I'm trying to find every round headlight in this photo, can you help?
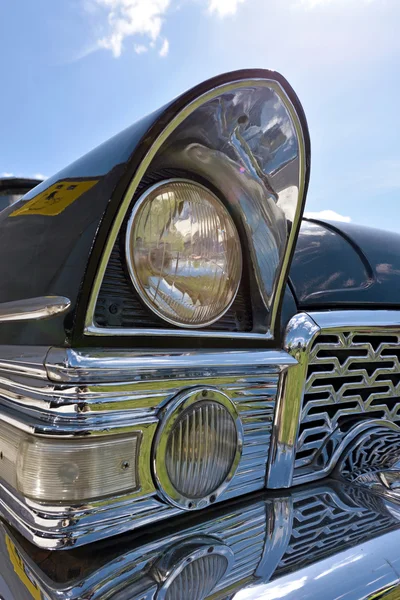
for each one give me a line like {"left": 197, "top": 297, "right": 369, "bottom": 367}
{"left": 153, "top": 388, "right": 243, "bottom": 510}
{"left": 125, "top": 179, "right": 242, "bottom": 328}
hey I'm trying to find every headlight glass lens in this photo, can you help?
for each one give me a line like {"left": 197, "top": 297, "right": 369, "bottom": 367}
{"left": 125, "top": 180, "right": 242, "bottom": 328}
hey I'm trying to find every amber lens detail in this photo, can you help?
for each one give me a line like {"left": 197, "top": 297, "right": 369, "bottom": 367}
{"left": 165, "top": 401, "right": 238, "bottom": 499}
{"left": 126, "top": 180, "right": 242, "bottom": 327}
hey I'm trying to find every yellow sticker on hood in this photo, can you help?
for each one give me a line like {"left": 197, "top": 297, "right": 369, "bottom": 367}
{"left": 10, "top": 179, "right": 99, "bottom": 217}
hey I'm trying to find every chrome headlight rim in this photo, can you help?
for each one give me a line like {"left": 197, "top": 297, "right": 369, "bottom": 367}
{"left": 152, "top": 387, "right": 243, "bottom": 510}
{"left": 124, "top": 178, "right": 243, "bottom": 329}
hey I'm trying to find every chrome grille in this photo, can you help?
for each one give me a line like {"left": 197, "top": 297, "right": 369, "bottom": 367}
{"left": 338, "top": 428, "right": 400, "bottom": 482}
{"left": 295, "top": 331, "right": 400, "bottom": 476}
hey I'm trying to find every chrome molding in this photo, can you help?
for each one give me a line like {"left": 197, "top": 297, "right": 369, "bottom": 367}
{"left": 268, "top": 310, "right": 400, "bottom": 488}
{"left": 0, "top": 345, "right": 294, "bottom": 548}
{"left": 0, "top": 296, "right": 70, "bottom": 322}
{"left": 267, "top": 312, "right": 320, "bottom": 488}
{"left": 84, "top": 75, "right": 307, "bottom": 340}
{"left": 45, "top": 347, "right": 296, "bottom": 383}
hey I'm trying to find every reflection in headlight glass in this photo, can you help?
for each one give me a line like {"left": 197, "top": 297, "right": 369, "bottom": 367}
{"left": 126, "top": 180, "right": 242, "bottom": 328}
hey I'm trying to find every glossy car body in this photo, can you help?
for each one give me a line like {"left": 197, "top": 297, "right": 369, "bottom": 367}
{"left": 0, "top": 69, "right": 400, "bottom": 599}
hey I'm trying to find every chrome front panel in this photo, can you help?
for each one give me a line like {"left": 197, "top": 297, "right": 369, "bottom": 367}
{"left": 0, "top": 346, "right": 295, "bottom": 549}
{"left": 2, "top": 310, "right": 400, "bottom": 549}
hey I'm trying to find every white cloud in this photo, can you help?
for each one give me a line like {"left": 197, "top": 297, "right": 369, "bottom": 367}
{"left": 134, "top": 43, "right": 148, "bottom": 54}
{"left": 95, "top": 0, "right": 171, "bottom": 58}
{"left": 34, "top": 173, "right": 48, "bottom": 180}
{"left": 299, "top": 0, "right": 375, "bottom": 8}
{"left": 159, "top": 38, "right": 169, "bottom": 56}
{"left": 1, "top": 172, "right": 14, "bottom": 178}
{"left": 208, "top": 0, "right": 247, "bottom": 17}
{"left": 88, "top": 0, "right": 249, "bottom": 57}
{"left": 304, "top": 209, "right": 351, "bottom": 223}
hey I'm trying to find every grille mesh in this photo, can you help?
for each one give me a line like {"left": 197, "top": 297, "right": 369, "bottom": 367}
{"left": 295, "top": 331, "right": 400, "bottom": 475}
{"left": 339, "top": 429, "right": 400, "bottom": 482}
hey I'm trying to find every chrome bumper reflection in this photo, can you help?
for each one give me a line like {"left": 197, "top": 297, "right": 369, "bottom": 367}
{"left": 2, "top": 479, "right": 400, "bottom": 600}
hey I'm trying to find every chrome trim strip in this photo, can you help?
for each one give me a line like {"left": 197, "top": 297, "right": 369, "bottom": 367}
{"left": 84, "top": 76, "right": 307, "bottom": 340}
{"left": 267, "top": 313, "right": 320, "bottom": 488}
{"left": 310, "top": 309, "right": 400, "bottom": 331}
{"left": 85, "top": 324, "right": 273, "bottom": 340}
{"left": 0, "top": 296, "right": 70, "bottom": 322}
{"left": 0, "top": 345, "right": 48, "bottom": 379}
{"left": 45, "top": 347, "right": 296, "bottom": 383}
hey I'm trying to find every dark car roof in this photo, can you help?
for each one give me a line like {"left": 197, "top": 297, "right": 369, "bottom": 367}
{"left": 0, "top": 177, "right": 42, "bottom": 192}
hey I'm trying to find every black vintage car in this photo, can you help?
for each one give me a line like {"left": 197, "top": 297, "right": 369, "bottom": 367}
{"left": 1, "top": 69, "right": 400, "bottom": 600}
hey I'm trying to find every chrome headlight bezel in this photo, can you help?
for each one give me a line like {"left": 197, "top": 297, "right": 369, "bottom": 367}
{"left": 152, "top": 387, "right": 243, "bottom": 510}
{"left": 124, "top": 178, "right": 243, "bottom": 329}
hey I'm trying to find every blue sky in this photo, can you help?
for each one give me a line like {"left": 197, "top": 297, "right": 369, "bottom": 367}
{"left": 1, "top": 0, "right": 399, "bottom": 232}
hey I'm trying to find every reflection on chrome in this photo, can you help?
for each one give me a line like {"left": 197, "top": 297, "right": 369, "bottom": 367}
{"left": 3, "top": 481, "right": 400, "bottom": 600}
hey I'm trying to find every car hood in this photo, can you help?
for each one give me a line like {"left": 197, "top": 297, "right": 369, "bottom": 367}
{"left": 290, "top": 218, "right": 400, "bottom": 308}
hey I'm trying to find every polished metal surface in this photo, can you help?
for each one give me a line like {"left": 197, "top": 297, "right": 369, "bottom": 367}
{"left": 153, "top": 538, "right": 234, "bottom": 600}
{"left": 267, "top": 312, "right": 320, "bottom": 488}
{"left": 0, "top": 296, "right": 70, "bottom": 322}
{"left": 2, "top": 480, "right": 400, "bottom": 600}
{"left": 268, "top": 310, "right": 400, "bottom": 488}
{"left": 0, "top": 345, "right": 292, "bottom": 548}
{"left": 85, "top": 76, "right": 307, "bottom": 339}
{"left": 45, "top": 346, "right": 295, "bottom": 382}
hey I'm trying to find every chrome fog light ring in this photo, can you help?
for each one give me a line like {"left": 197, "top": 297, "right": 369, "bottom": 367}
{"left": 153, "top": 387, "right": 243, "bottom": 510}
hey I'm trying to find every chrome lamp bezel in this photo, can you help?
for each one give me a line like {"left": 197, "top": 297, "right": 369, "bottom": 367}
{"left": 152, "top": 387, "right": 244, "bottom": 510}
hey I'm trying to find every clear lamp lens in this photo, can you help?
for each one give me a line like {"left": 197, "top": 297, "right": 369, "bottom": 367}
{"left": 0, "top": 420, "right": 140, "bottom": 502}
{"left": 165, "top": 401, "right": 237, "bottom": 499}
{"left": 125, "top": 180, "right": 242, "bottom": 328}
